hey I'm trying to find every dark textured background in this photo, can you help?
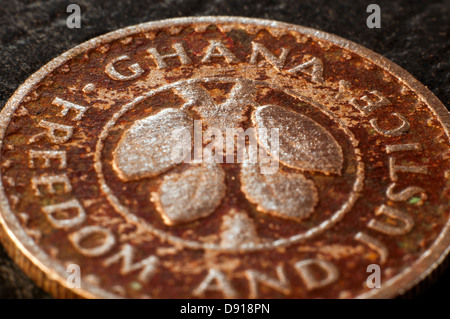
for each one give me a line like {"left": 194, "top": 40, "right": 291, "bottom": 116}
{"left": 0, "top": 0, "right": 448, "bottom": 299}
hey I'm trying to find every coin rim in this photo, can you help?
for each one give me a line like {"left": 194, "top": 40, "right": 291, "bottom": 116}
{"left": 0, "top": 16, "right": 448, "bottom": 299}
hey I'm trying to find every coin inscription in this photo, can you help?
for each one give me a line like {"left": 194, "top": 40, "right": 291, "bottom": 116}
{"left": 0, "top": 17, "right": 448, "bottom": 299}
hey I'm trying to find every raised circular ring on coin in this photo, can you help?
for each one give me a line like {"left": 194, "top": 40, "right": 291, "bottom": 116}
{"left": 0, "top": 17, "right": 448, "bottom": 299}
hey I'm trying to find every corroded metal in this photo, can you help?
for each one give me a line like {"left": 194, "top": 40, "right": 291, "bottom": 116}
{"left": 0, "top": 17, "right": 448, "bottom": 299}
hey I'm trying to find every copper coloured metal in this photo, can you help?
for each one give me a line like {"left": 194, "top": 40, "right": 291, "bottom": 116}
{"left": 0, "top": 17, "right": 448, "bottom": 299}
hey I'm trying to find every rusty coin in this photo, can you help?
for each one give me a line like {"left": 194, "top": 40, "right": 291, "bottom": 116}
{"left": 0, "top": 17, "right": 449, "bottom": 299}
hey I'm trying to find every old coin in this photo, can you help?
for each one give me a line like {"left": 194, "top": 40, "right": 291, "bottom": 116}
{"left": 0, "top": 17, "right": 448, "bottom": 298}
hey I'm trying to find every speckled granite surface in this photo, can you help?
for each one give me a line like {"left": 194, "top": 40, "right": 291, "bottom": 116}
{"left": 0, "top": 0, "right": 448, "bottom": 298}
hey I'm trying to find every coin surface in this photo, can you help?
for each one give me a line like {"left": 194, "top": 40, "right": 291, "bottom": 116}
{"left": 0, "top": 17, "right": 449, "bottom": 299}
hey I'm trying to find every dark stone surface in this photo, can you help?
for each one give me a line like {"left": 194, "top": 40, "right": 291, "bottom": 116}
{"left": 0, "top": 0, "right": 448, "bottom": 299}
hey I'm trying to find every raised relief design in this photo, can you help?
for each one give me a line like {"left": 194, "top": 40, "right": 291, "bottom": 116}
{"left": 110, "top": 79, "right": 350, "bottom": 250}
{"left": 175, "top": 79, "right": 257, "bottom": 132}
{"left": 113, "top": 108, "right": 193, "bottom": 181}
{"left": 152, "top": 163, "right": 226, "bottom": 225}
{"left": 220, "top": 208, "right": 259, "bottom": 248}
{"left": 253, "top": 104, "right": 343, "bottom": 174}
{"left": 240, "top": 158, "right": 319, "bottom": 221}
